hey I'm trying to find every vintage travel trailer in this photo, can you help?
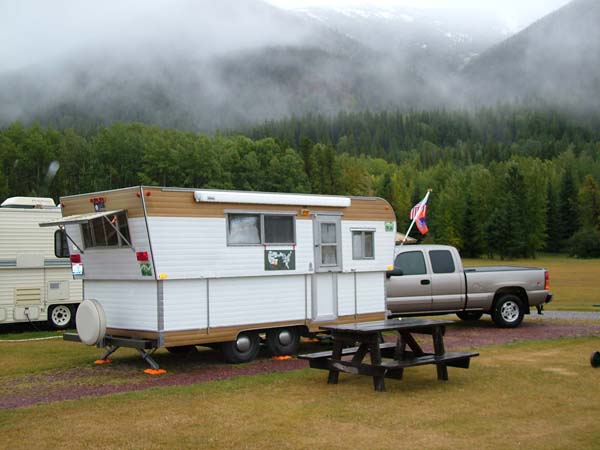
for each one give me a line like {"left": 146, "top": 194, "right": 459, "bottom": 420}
{"left": 42, "top": 186, "right": 397, "bottom": 365}
{"left": 0, "top": 197, "right": 82, "bottom": 328}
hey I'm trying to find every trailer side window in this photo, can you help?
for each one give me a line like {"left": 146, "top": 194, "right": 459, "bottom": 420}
{"left": 228, "top": 214, "right": 261, "bottom": 244}
{"left": 264, "top": 215, "right": 294, "bottom": 244}
{"left": 352, "top": 230, "right": 374, "bottom": 259}
{"left": 81, "top": 212, "right": 131, "bottom": 248}
{"left": 227, "top": 213, "right": 295, "bottom": 245}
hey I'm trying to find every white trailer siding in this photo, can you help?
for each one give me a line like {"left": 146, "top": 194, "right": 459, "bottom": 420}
{"left": 209, "top": 275, "right": 307, "bottom": 327}
{"left": 356, "top": 272, "right": 386, "bottom": 314}
{"left": 163, "top": 279, "right": 208, "bottom": 331}
{"left": 147, "top": 217, "right": 315, "bottom": 279}
{"left": 341, "top": 220, "right": 396, "bottom": 272}
{"left": 85, "top": 280, "right": 158, "bottom": 331}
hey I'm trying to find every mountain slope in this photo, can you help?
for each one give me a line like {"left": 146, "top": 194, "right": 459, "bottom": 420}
{"left": 462, "top": 0, "right": 600, "bottom": 113}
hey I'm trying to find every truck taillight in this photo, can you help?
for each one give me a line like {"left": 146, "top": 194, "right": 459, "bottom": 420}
{"left": 70, "top": 254, "right": 81, "bottom": 263}
{"left": 544, "top": 271, "right": 550, "bottom": 290}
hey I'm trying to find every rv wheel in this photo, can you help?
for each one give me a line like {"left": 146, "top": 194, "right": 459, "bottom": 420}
{"left": 266, "top": 327, "right": 300, "bottom": 356}
{"left": 48, "top": 304, "right": 73, "bottom": 329}
{"left": 221, "top": 332, "right": 260, "bottom": 364}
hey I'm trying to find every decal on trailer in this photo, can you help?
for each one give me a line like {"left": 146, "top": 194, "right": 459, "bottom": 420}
{"left": 264, "top": 249, "right": 295, "bottom": 271}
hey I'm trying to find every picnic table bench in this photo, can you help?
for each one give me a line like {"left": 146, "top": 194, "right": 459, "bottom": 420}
{"left": 299, "top": 318, "right": 478, "bottom": 391}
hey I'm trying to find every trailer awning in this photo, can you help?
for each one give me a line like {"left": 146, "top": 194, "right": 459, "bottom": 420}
{"left": 39, "top": 209, "right": 126, "bottom": 227}
{"left": 194, "top": 190, "right": 351, "bottom": 207}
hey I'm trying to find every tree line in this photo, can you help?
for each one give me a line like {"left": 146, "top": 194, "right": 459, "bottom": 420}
{"left": 1, "top": 109, "right": 599, "bottom": 258}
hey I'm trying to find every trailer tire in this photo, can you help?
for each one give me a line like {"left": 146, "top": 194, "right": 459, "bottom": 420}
{"left": 221, "top": 332, "right": 260, "bottom": 364}
{"left": 491, "top": 294, "right": 524, "bottom": 328}
{"left": 266, "top": 327, "right": 300, "bottom": 356}
{"left": 456, "top": 311, "right": 484, "bottom": 321}
{"left": 48, "top": 304, "right": 73, "bottom": 329}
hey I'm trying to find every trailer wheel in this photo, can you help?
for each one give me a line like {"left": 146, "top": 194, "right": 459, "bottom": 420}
{"left": 491, "top": 294, "right": 524, "bottom": 328}
{"left": 456, "top": 311, "right": 484, "bottom": 321}
{"left": 48, "top": 304, "right": 73, "bottom": 329}
{"left": 266, "top": 327, "right": 300, "bottom": 356}
{"left": 221, "top": 332, "right": 260, "bottom": 364}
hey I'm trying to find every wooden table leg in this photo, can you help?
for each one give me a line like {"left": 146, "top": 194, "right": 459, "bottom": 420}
{"left": 327, "top": 336, "right": 344, "bottom": 385}
{"left": 369, "top": 335, "right": 385, "bottom": 391}
{"left": 432, "top": 326, "right": 448, "bottom": 381}
{"left": 391, "top": 332, "right": 407, "bottom": 380}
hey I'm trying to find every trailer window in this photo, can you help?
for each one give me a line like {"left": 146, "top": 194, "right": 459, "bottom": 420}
{"left": 352, "top": 230, "right": 374, "bottom": 259}
{"left": 429, "top": 250, "right": 455, "bottom": 273}
{"left": 228, "top": 213, "right": 295, "bottom": 245}
{"left": 81, "top": 212, "right": 130, "bottom": 248}
{"left": 394, "top": 251, "right": 426, "bottom": 275}
{"left": 264, "top": 215, "right": 294, "bottom": 244}
{"left": 228, "top": 214, "right": 261, "bottom": 244}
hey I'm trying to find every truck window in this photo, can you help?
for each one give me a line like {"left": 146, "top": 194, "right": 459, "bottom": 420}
{"left": 394, "top": 251, "right": 426, "bottom": 275}
{"left": 429, "top": 250, "right": 455, "bottom": 273}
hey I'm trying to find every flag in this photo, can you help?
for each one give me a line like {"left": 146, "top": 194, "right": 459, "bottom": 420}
{"left": 409, "top": 193, "right": 429, "bottom": 235}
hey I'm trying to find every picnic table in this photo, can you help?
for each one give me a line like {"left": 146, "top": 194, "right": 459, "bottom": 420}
{"left": 299, "top": 318, "right": 478, "bottom": 391}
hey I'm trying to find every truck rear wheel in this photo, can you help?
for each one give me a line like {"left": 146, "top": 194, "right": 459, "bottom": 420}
{"left": 491, "top": 294, "right": 524, "bottom": 328}
{"left": 456, "top": 311, "right": 484, "bottom": 321}
{"left": 266, "top": 327, "right": 300, "bottom": 356}
{"left": 221, "top": 331, "right": 260, "bottom": 364}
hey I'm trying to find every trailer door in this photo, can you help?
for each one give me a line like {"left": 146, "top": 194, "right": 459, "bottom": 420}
{"left": 311, "top": 214, "right": 342, "bottom": 321}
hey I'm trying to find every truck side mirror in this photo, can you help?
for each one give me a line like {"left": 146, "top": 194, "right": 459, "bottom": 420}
{"left": 386, "top": 268, "right": 403, "bottom": 278}
{"left": 54, "top": 229, "right": 70, "bottom": 258}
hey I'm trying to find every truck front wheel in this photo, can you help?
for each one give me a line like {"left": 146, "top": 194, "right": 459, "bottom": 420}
{"left": 492, "top": 294, "right": 524, "bottom": 328}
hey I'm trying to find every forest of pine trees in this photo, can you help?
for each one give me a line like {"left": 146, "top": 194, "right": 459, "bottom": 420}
{"left": 1, "top": 109, "right": 600, "bottom": 258}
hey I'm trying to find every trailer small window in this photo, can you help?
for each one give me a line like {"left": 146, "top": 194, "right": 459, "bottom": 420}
{"left": 228, "top": 214, "right": 261, "bottom": 244}
{"left": 81, "top": 212, "right": 131, "bottom": 248}
{"left": 227, "top": 213, "right": 295, "bottom": 245}
{"left": 352, "top": 230, "right": 374, "bottom": 259}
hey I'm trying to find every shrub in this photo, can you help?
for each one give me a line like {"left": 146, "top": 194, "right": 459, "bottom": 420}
{"left": 568, "top": 227, "right": 600, "bottom": 258}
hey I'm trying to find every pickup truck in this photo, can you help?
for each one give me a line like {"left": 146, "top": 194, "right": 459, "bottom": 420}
{"left": 385, "top": 245, "right": 553, "bottom": 328}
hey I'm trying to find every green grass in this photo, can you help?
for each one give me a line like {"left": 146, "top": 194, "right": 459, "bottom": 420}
{"left": 463, "top": 254, "right": 600, "bottom": 311}
{"left": 1, "top": 337, "right": 599, "bottom": 449}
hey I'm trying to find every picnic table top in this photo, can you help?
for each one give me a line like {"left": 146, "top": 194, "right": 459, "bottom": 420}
{"left": 319, "top": 318, "right": 454, "bottom": 334}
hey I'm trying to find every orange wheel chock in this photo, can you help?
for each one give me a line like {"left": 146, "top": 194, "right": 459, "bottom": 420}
{"left": 94, "top": 359, "right": 113, "bottom": 365}
{"left": 272, "top": 355, "right": 293, "bottom": 361}
{"left": 144, "top": 368, "right": 167, "bottom": 375}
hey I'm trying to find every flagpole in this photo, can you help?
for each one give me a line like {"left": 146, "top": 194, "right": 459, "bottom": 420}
{"left": 400, "top": 190, "right": 431, "bottom": 247}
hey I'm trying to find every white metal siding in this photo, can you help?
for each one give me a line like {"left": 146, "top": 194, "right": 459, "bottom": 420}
{"left": 341, "top": 220, "right": 396, "bottom": 273}
{"left": 148, "top": 217, "right": 315, "bottom": 279}
{"left": 163, "top": 279, "right": 207, "bottom": 331}
{"left": 356, "top": 272, "right": 386, "bottom": 314}
{"left": 85, "top": 280, "right": 158, "bottom": 331}
{"left": 209, "top": 275, "right": 306, "bottom": 327}
{"left": 66, "top": 218, "right": 153, "bottom": 280}
{"left": 336, "top": 273, "right": 356, "bottom": 317}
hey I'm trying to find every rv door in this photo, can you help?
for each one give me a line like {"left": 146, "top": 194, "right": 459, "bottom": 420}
{"left": 311, "top": 214, "right": 342, "bottom": 321}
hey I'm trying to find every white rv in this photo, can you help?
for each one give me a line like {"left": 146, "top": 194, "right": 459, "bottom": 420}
{"left": 42, "top": 186, "right": 396, "bottom": 365}
{"left": 0, "top": 197, "right": 82, "bottom": 329}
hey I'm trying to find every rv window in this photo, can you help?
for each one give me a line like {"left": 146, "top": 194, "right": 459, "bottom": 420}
{"left": 352, "top": 230, "right": 374, "bottom": 259}
{"left": 228, "top": 214, "right": 261, "bottom": 244}
{"left": 264, "top": 215, "right": 294, "bottom": 244}
{"left": 81, "top": 212, "right": 130, "bottom": 248}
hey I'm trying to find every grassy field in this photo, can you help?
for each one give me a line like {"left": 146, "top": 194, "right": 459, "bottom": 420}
{"left": 463, "top": 254, "right": 600, "bottom": 311}
{"left": 1, "top": 337, "right": 599, "bottom": 449}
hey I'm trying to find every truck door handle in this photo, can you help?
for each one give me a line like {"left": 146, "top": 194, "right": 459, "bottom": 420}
{"left": 421, "top": 279, "right": 431, "bottom": 285}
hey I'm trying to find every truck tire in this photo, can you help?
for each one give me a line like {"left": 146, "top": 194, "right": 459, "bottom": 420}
{"left": 221, "top": 331, "right": 260, "bottom": 364}
{"left": 491, "top": 294, "right": 524, "bottom": 328}
{"left": 266, "top": 327, "right": 300, "bottom": 356}
{"left": 48, "top": 304, "right": 73, "bottom": 329}
{"left": 456, "top": 311, "right": 484, "bottom": 321}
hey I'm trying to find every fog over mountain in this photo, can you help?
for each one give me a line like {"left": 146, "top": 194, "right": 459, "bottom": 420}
{"left": 0, "top": 0, "right": 594, "bottom": 131}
